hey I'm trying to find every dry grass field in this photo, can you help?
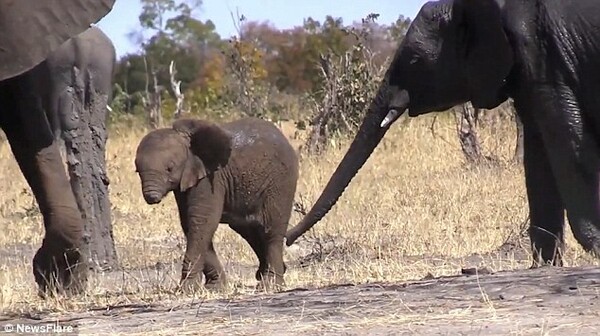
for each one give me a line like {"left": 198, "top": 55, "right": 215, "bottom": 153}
{"left": 0, "top": 114, "right": 599, "bottom": 335}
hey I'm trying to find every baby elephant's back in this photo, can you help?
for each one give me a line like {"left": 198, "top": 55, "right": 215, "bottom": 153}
{"left": 223, "top": 117, "right": 299, "bottom": 189}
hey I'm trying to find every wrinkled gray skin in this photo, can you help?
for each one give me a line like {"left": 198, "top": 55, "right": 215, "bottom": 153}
{"left": 45, "top": 26, "right": 117, "bottom": 272}
{"left": 0, "top": 0, "right": 115, "bottom": 296}
{"left": 135, "top": 117, "right": 299, "bottom": 291}
{"left": 287, "top": 0, "right": 600, "bottom": 267}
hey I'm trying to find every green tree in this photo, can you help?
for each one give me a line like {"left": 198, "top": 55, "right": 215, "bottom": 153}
{"left": 137, "top": 0, "right": 205, "bottom": 91}
{"left": 113, "top": 0, "right": 223, "bottom": 115}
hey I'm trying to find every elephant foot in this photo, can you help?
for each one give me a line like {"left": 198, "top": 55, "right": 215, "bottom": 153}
{"left": 179, "top": 274, "right": 226, "bottom": 294}
{"left": 255, "top": 271, "right": 285, "bottom": 292}
{"left": 33, "top": 246, "right": 88, "bottom": 298}
{"left": 204, "top": 276, "right": 227, "bottom": 292}
{"left": 529, "top": 260, "right": 561, "bottom": 269}
{"left": 530, "top": 252, "right": 563, "bottom": 268}
{"left": 179, "top": 277, "right": 202, "bottom": 294}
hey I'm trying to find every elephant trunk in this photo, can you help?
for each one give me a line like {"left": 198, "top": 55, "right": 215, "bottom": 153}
{"left": 140, "top": 172, "right": 167, "bottom": 204}
{"left": 285, "top": 79, "right": 410, "bottom": 246}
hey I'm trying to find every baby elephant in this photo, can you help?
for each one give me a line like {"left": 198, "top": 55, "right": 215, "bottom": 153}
{"left": 135, "top": 117, "right": 299, "bottom": 291}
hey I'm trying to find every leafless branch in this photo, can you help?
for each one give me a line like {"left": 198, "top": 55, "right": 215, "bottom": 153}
{"left": 169, "top": 60, "right": 185, "bottom": 119}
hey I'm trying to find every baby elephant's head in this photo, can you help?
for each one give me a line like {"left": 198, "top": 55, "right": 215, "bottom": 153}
{"left": 134, "top": 119, "right": 233, "bottom": 204}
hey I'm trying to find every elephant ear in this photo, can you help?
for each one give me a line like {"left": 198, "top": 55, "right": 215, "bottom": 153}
{"left": 0, "top": 0, "right": 115, "bottom": 81}
{"left": 172, "top": 119, "right": 232, "bottom": 172}
{"left": 457, "top": 0, "right": 514, "bottom": 109}
{"left": 180, "top": 155, "right": 207, "bottom": 192}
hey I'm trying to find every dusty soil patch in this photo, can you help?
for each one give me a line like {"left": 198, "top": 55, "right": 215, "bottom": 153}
{"left": 1, "top": 266, "right": 598, "bottom": 335}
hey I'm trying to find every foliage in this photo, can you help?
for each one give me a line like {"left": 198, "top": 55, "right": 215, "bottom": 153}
{"left": 110, "top": 2, "right": 413, "bottom": 137}
{"left": 111, "top": 0, "right": 224, "bottom": 117}
{"left": 221, "top": 15, "right": 271, "bottom": 119}
{"left": 304, "top": 14, "right": 390, "bottom": 153}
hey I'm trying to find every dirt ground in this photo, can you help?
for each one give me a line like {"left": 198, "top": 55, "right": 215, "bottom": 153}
{"left": 2, "top": 120, "right": 600, "bottom": 335}
{"left": 1, "top": 262, "right": 598, "bottom": 335}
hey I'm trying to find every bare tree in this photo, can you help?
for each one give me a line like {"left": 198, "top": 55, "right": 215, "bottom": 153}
{"left": 169, "top": 60, "right": 186, "bottom": 119}
{"left": 455, "top": 102, "right": 484, "bottom": 164}
{"left": 142, "top": 56, "right": 163, "bottom": 128}
{"left": 306, "top": 55, "right": 337, "bottom": 154}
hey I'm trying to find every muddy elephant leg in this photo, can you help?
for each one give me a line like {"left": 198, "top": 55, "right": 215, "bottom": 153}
{"left": 522, "top": 118, "right": 565, "bottom": 266}
{"left": 202, "top": 241, "right": 226, "bottom": 290}
{"left": 173, "top": 191, "right": 190, "bottom": 236}
{"left": 230, "top": 223, "right": 268, "bottom": 281}
{"left": 179, "top": 189, "right": 224, "bottom": 293}
{"left": 262, "top": 231, "right": 286, "bottom": 289}
{"left": 0, "top": 79, "right": 87, "bottom": 295}
{"left": 175, "top": 190, "right": 224, "bottom": 291}
{"left": 180, "top": 221, "right": 220, "bottom": 293}
{"left": 258, "top": 211, "right": 287, "bottom": 290}
{"left": 258, "top": 194, "right": 294, "bottom": 290}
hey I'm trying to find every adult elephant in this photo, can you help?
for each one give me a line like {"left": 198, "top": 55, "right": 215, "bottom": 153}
{"left": 46, "top": 26, "right": 118, "bottom": 273}
{"left": 286, "top": 0, "right": 600, "bottom": 267}
{"left": 0, "top": 0, "right": 115, "bottom": 295}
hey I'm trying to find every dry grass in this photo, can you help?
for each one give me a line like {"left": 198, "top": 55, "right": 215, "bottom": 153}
{"left": 0, "top": 113, "right": 597, "bottom": 327}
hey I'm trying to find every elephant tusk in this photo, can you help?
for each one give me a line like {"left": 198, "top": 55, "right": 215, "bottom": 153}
{"left": 106, "top": 105, "right": 113, "bottom": 112}
{"left": 380, "top": 109, "right": 400, "bottom": 128}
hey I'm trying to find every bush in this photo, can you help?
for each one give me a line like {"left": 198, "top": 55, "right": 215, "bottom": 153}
{"left": 304, "top": 15, "right": 389, "bottom": 154}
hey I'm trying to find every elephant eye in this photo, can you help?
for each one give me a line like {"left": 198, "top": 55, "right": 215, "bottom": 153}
{"left": 410, "top": 54, "right": 421, "bottom": 65}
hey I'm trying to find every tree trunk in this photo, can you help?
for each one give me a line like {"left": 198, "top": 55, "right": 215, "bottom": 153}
{"left": 306, "top": 54, "right": 336, "bottom": 154}
{"left": 455, "top": 102, "right": 484, "bottom": 164}
{"left": 146, "top": 70, "right": 163, "bottom": 129}
{"left": 143, "top": 57, "right": 162, "bottom": 129}
{"left": 60, "top": 67, "right": 117, "bottom": 272}
{"left": 169, "top": 60, "right": 186, "bottom": 119}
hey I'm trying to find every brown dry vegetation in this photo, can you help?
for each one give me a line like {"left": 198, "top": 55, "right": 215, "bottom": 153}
{"left": 0, "top": 114, "right": 599, "bottom": 334}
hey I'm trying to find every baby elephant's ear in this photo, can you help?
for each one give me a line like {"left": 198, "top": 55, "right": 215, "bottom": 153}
{"left": 180, "top": 156, "right": 207, "bottom": 192}
{"left": 173, "top": 119, "right": 232, "bottom": 171}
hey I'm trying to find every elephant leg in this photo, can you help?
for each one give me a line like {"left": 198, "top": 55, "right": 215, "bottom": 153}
{"left": 260, "top": 231, "right": 286, "bottom": 290}
{"left": 258, "top": 191, "right": 295, "bottom": 290}
{"left": 173, "top": 191, "right": 190, "bottom": 236}
{"left": 0, "top": 78, "right": 87, "bottom": 295}
{"left": 264, "top": 230, "right": 286, "bottom": 284}
{"left": 202, "top": 241, "right": 226, "bottom": 291}
{"left": 529, "top": 93, "right": 600, "bottom": 259}
{"left": 522, "top": 120, "right": 565, "bottom": 266}
{"left": 260, "top": 206, "right": 288, "bottom": 290}
{"left": 180, "top": 227, "right": 213, "bottom": 293}
{"left": 176, "top": 185, "right": 226, "bottom": 293}
{"left": 180, "top": 211, "right": 221, "bottom": 293}
{"left": 230, "top": 222, "right": 268, "bottom": 281}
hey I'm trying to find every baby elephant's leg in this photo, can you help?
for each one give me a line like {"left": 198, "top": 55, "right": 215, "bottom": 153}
{"left": 203, "top": 241, "right": 226, "bottom": 290}
{"left": 230, "top": 222, "right": 268, "bottom": 281}
{"left": 256, "top": 191, "right": 294, "bottom": 291}
{"left": 259, "top": 225, "right": 286, "bottom": 290}
{"left": 180, "top": 222, "right": 219, "bottom": 293}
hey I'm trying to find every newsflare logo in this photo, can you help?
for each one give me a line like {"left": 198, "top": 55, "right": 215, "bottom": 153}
{"left": 3, "top": 322, "right": 77, "bottom": 334}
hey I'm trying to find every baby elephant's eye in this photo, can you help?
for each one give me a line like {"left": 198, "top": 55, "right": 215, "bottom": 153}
{"left": 167, "top": 164, "right": 174, "bottom": 172}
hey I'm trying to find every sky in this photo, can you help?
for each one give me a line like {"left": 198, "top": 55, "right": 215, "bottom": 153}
{"left": 96, "top": 0, "right": 429, "bottom": 57}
